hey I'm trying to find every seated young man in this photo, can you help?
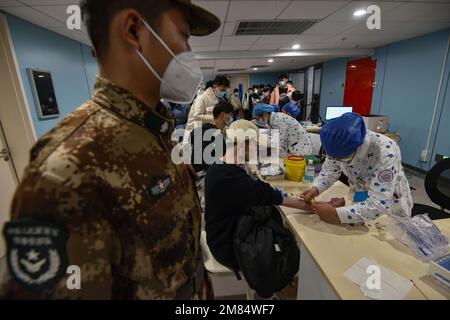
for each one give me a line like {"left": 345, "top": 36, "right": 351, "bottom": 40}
{"left": 189, "top": 101, "right": 234, "bottom": 212}
{"left": 204, "top": 120, "right": 345, "bottom": 269}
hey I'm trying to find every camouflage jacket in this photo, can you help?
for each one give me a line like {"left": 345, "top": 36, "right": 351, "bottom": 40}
{"left": 0, "top": 77, "right": 209, "bottom": 299}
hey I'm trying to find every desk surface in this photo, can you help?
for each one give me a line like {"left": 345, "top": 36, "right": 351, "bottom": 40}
{"left": 269, "top": 179, "right": 450, "bottom": 300}
{"left": 304, "top": 125, "right": 322, "bottom": 134}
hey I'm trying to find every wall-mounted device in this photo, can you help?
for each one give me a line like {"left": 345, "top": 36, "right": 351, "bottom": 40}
{"left": 27, "top": 68, "right": 60, "bottom": 120}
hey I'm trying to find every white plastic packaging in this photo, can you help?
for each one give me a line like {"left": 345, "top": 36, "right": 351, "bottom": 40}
{"left": 387, "top": 214, "right": 449, "bottom": 261}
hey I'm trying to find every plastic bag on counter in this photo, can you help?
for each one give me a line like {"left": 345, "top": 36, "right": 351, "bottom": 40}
{"left": 259, "top": 164, "right": 283, "bottom": 177}
{"left": 387, "top": 214, "right": 449, "bottom": 261}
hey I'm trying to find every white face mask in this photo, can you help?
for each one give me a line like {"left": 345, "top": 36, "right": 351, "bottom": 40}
{"left": 136, "top": 20, "right": 203, "bottom": 104}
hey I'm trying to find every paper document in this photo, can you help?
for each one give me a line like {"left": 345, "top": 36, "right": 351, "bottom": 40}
{"left": 344, "top": 256, "right": 414, "bottom": 300}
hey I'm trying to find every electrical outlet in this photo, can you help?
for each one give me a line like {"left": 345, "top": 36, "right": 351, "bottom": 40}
{"left": 420, "top": 149, "right": 428, "bottom": 162}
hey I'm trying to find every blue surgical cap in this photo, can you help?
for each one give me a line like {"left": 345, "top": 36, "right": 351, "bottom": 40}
{"left": 320, "top": 112, "right": 367, "bottom": 159}
{"left": 253, "top": 103, "right": 274, "bottom": 117}
{"left": 282, "top": 101, "right": 300, "bottom": 118}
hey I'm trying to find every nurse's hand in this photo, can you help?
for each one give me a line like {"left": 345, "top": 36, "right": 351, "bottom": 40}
{"left": 299, "top": 187, "right": 319, "bottom": 202}
{"left": 311, "top": 202, "right": 341, "bottom": 224}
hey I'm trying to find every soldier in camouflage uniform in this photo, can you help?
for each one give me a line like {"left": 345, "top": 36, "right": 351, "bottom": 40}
{"left": 0, "top": 0, "right": 220, "bottom": 299}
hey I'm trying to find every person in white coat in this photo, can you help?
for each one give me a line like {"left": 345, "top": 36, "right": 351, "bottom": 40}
{"left": 252, "top": 103, "right": 313, "bottom": 158}
{"left": 301, "top": 113, "right": 413, "bottom": 225}
{"left": 184, "top": 75, "right": 230, "bottom": 143}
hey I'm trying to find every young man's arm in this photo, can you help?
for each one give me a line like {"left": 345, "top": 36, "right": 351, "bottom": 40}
{"left": 225, "top": 172, "right": 311, "bottom": 211}
{"left": 281, "top": 196, "right": 312, "bottom": 211}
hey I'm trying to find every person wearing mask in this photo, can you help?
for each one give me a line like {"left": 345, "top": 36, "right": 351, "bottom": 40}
{"left": 243, "top": 87, "right": 258, "bottom": 120}
{"left": 229, "top": 88, "right": 243, "bottom": 118}
{"left": 289, "top": 90, "right": 304, "bottom": 121}
{"left": 0, "top": 0, "right": 220, "bottom": 300}
{"left": 261, "top": 86, "right": 272, "bottom": 104}
{"left": 185, "top": 74, "right": 230, "bottom": 143}
{"left": 204, "top": 120, "right": 344, "bottom": 269}
{"left": 189, "top": 101, "right": 234, "bottom": 173}
{"left": 242, "top": 88, "right": 252, "bottom": 119}
{"left": 253, "top": 86, "right": 262, "bottom": 100}
{"left": 258, "top": 84, "right": 265, "bottom": 97}
{"left": 253, "top": 103, "right": 312, "bottom": 158}
{"left": 300, "top": 113, "right": 413, "bottom": 225}
{"left": 270, "top": 73, "right": 295, "bottom": 105}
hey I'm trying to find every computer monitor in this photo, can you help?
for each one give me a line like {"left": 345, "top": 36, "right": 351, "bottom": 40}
{"left": 325, "top": 106, "right": 353, "bottom": 120}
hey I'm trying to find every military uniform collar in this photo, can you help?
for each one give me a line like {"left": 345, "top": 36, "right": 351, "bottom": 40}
{"left": 92, "top": 76, "right": 174, "bottom": 135}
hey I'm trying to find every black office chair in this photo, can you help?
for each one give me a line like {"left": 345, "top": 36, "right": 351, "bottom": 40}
{"left": 412, "top": 158, "right": 450, "bottom": 220}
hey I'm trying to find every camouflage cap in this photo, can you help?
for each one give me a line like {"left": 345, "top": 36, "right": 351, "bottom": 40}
{"left": 176, "top": 0, "right": 221, "bottom": 36}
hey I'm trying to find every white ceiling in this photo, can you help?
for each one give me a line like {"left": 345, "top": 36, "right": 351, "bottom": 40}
{"left": 1, "top": 0, "right": 450, "bottom": 79}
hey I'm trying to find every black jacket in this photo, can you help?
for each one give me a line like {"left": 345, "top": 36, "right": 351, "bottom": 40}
{"left": 204, "top": 164, "right": 283, "bottom": 268}
{"left": 189, "top": 123, "right": 226, "bottom": 173}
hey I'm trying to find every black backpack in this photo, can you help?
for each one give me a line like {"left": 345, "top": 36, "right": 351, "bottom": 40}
{"left": 233, "top": 206, "right": 300, "bottom": 298}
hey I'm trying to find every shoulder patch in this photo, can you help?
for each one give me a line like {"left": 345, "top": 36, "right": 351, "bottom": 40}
{"left": 3, "top": 219, "right": 69, "bottom": 291}
{"left": 378, "top": 170, "right": 394, "bottom": 183}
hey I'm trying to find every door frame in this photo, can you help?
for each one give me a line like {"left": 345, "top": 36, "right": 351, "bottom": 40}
{"left": 228, "top": 73, "right": 250, "bottom": 91}
{"left": 0, "top": 13, "right": 37, "bottom": 179}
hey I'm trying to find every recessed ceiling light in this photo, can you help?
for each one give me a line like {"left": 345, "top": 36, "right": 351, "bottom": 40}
{"left": 350, "top": 65, "right": 357, "bottom": 68}
{"left": 292, "top": 44, "right": 300, "bottom": 50}
{"left": 268, "top": 59, "right": 274, "bottom": 63}
{"left": 353, "top": 9, "right": 367, "bottom": 17}
{"left": 38, "top": 75, "right": 45, "bottom": 78}
{"left": 253, "top": 67, "right": 258, "bottom": 71}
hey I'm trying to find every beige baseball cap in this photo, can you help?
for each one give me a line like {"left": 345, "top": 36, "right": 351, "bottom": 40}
{"left": 175, "top": 0, "right": 221, "bottom": 36}
{"left": 227, "top": 120, "right": 271, "bottom": 149}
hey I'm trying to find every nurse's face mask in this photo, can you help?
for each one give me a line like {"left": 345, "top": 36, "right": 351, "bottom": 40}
{"left": 136, "top": 19, "right": 203, "bottom": 104}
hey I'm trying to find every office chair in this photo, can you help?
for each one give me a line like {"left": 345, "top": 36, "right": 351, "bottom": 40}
{"left": 412, "top": 158, "right": 450, "bottom": 220}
